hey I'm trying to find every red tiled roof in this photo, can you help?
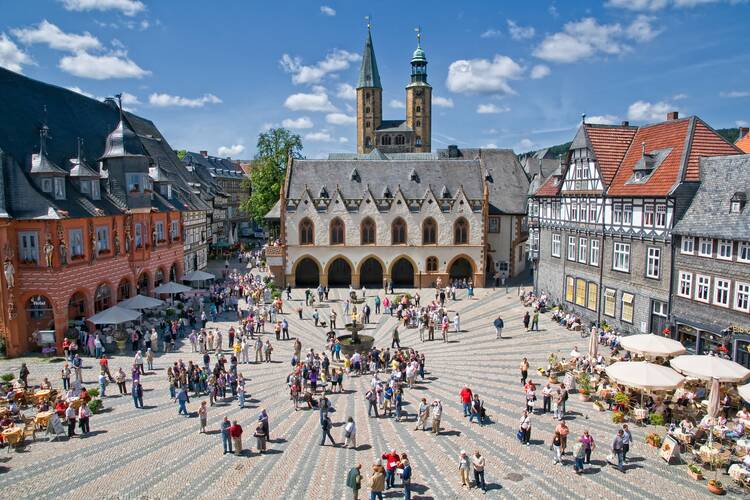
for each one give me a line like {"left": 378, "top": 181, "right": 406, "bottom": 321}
{"left": 737, "top": 133, "right": 750, "bottom": 154}
{"left": 684, "top": 120, "right": 741, "bottom": 181}
{"left": 585, "top": 125, "right": 637, "bottom": 186}
{"left": 534, "top": 173, "right": 562, "bottom": 197}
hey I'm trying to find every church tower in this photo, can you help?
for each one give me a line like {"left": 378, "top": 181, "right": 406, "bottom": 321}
{"left": 405, "top": 29, "right": 431, "bottom": 153}
{"left": 356, "top": 24, "right": 382, "bottom": 154}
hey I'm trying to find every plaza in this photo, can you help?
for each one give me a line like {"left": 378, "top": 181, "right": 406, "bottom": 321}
{"left": 0, "top": 261, "right": 733, "bottom": 499}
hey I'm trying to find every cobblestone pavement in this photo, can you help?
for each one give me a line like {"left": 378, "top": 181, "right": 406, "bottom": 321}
{"left": 0, "top": 267, "right": 739, "bottom": 499}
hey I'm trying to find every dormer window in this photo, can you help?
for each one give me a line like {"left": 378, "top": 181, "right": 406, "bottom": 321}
{"left": 127, "top": 173, "right": 149, "bottom": 193}
{"left": 53, "top": 177, "right": 65, "bottom": 200}
{"left": 91, "top": 181, "right": 100, "bottom": 200}
{"left": 80, "top": 180, "right": 91, "bottom": 194}
{"left": 731, "top": 192, "right": 746, "bottom": 213}
{"left": 41, "top": 178, "right": 53, "bottom": 193}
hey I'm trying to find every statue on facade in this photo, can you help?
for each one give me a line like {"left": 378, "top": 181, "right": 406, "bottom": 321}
{"left": 89, "top": 223, "right": 97, "bottom": 262}
{"left": 113, "top": 229, "right": 120, "bottom": 256}
{"left": 152, "top": 225, "right": 158, "bottom": 247}
{"left": 44, "top": 238, "right": 54, "bottom": 267}
{"left": 3, "top": 258, "right": 15, "bottom": 288}
{"left": 59, "top": 237, "right": 67, "bottom": 265}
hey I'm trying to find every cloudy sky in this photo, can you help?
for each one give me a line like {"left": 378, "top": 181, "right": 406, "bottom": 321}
{"left": 1, "top": 0, "right": 749, "bottom": 158}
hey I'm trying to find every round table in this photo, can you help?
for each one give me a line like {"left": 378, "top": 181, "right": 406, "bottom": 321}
{"left": 34, "top": 390, "right": 51, "bottom": 403}
{"left": 2, "top": 426, "right": 23, "bottom": 446}
{"left": 34, "top": 410, "right": 54, "bottom": 428}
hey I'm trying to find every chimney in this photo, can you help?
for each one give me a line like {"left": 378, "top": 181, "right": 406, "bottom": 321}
{"left": 739, "top": 127, "right": 749, "bottom": 140}
{"left": 448, "top": 145, "right": 459, "bottom": 158}
{"left": 621, "top": 120, "right": 629, "bottom": 127}
{"left": 666, "top": 111, "right": 679, "bottom": 121}
{"left": 200, "top": 150, "right": 208, "bottom": 158}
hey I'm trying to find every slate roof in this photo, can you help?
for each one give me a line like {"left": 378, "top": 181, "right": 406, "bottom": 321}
{"left": 183, "top": 152, "right": 244, "bottom": 180}
{"left": 357, "top": 29, "right": 381, "bottom": 89}
{"left": 672, "top": 154, "right": 750, "bottom": 240}
{"left": 376, "top": 120, "right": 412, "bottom": 133}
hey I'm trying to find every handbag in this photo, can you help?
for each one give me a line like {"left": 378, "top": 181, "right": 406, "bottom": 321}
{"left": 516, "top": 430, "right": 524, "bottom": 442}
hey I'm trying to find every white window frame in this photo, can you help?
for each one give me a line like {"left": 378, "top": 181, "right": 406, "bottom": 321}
{"left": 551, "top": 233, "right": 561, "bottom": 258}
{"left": 646, "top": 247, "right": 661, "bottom": 279}
{"left": 713, "top": 278, "right": 731, "bottom": 308}
{"left": 698, "top": 238, "right": 713, "bottom": 257}
{"left": 681, "top": 236, "right": 695, "bottom": 255}
{"left": 96, "top": 226, "right": 109, "bottom": 252}
{"left": 589, "top": 201, "right": 597, "bottom": 223}
{"left": 655, "top": 204, "right": 666, "bottom": 228}
{"left": 678, "top": 271, "right": 693, "bottom": 298}
{"left": 621, "top": 292, "right": 634, "bottom": 323}
{"left": 695, "top": 274, "right": 711, "bottom": 303}
{"left": 613, "top": 203, "right": 622, "bottom": 225}
{"left": 739, "top": 242, "right": 750, "bottom": 263}
{"left": 623, "top": 204, "right": 633, "bottom": 225}
{"left": 69, "top": 229, "right": 84, "bottom": 258}
{"left": 91, "top": 180, "right": 100, "bottom": 200}
{"left": 613, "top": 242, "right": 630, "bottom": 272}
{"left": 735, "top": 282, "right": 750, "bottom": 313}
{"left": 155, "top": 221, "right": 165, "bottom": 243}
{"left": 171, "top": 220, "right": 179, "bottom": 240}
{"left": 717, "top": 240, "right": 733, "bottom": 261}
{"left": 18, "top": 230, "right": 39, "bottom": 263}
{"left": 567, "top": 236, "right": 576, "bottom": 261}
{"left": 590, "top": 239, "right": 600, "bottom": 267}
{"left": 643, "top": 204, "right": 654, "bottom": 227}
{"left": 578, "top": 237, "right": 588, "bottom": 263}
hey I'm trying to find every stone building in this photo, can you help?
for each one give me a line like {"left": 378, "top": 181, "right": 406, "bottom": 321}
{"left": 0, "top": 68, "right": 209, "bottom": 356}
{"left": 671, "top": 154, "right": 750, "bottom": 367}
{"left": 529, "top": 112, "right": 740, "bottom": 335}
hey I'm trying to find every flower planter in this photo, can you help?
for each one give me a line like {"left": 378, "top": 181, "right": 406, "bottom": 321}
{"left": 578, "top": 391, "right": 591, "bottom": 401}
{"left": 707, "top": 482, "right": 725, "bottom": 495}
{"left": 687, "top": 469, "right": 703, "bottom": 481}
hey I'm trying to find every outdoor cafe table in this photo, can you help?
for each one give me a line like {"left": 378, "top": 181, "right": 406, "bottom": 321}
{"left": 2, "top": 426, "right": 23, "bottom": 446}
{"left": 34, "top": 410, "right": 54, "bottom": 429}
{"left": 34, "top": 389, "right": 51, "bottom": 403}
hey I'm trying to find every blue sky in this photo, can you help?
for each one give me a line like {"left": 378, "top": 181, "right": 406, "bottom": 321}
{"left": 1, "top": 0, "right": 749, "bottom": 159}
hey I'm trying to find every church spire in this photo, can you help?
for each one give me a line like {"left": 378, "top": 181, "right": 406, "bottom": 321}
{"left": 357, "top": 19, "right": 381, "bottom": 89}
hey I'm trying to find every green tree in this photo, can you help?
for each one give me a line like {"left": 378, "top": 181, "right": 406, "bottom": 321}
{"left": 240, "top": 128, "right": 303, "bottom": 224}
{"left": 175, "top": 149, "right": 187, "bottom": 161}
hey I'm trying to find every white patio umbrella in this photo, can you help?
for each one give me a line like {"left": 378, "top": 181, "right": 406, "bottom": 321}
{"left": 154, "top": 281, "right": 193, "bottom": 295}
{"left": 670, "top": 355, "right": 750, "bottom": 383}
{"left": 738, "top": 383, "right": 750, "bottom": 403}
{"left": 588, "top": 329, "right": 598, "bottom": 359}
{"left": 118, "top": 294, "right": 165, "bottom": 310}
{"left": 707, "top": 377, "right": 721, "bottom": 419}
{"left": 88, "top": 305, "right": 141, "bottom": 325}
{"left": 605, "top": 361, "right": 685, "bottom": 391}
{"left": 620, "top": 334, "right": 687, "bottom": 358}
{"left": 183, "top": 270, "right": 216, "bottom": 282}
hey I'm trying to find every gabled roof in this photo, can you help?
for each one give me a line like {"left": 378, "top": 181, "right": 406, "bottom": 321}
{"left": 737, "top": 132, "right": 750, "bottom": 153}
{"left": 357, "top": 29, "right": 381, "bottom": 89}
{"left": 582, "top": 124, "right": 638, "bottom": 186}
{"left": 377, "top": 120, "right": 412, "bottom": 133}
{"left": 534, "top": 168, "right": 563, "bottom": 197}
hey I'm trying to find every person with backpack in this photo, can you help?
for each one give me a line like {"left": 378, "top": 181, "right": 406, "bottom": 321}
{"left": 494, "top": 316, "right": 504, "bottom": 339}
{"left": 320, "top": 414, "right": 336, "bottom": 446}
{"left": 346, "top": 464, "right": 362, "bottom": 500}
{"left": 519, "top": 410, "right": 531, "bottom": 445}
{"left": 366, "top": 387, "right": 379, "bottom": 417}
{"left": 343, "top": 417, "right": 357, "bottom": 448}
{"left": 469, "top": 394, "right": 484, "bottom": 425}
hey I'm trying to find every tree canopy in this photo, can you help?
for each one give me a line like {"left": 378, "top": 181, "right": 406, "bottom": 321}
{"left": 240, "top": 128, "right": 303, "bottom": 224}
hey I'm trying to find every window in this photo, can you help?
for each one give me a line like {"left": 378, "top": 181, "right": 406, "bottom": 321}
{"left": 571, "top": 201, "right": 579, "bottom": 222}
{"left": 96, "top": 226, "right": 109, "bottom": 252}
{"left": 621, "top": 293, "right": 634, "bottom": 323}
{"left": 717, "top": 240, "right": 732, "bottom": 260}
{"left": 488, "top": 217, "right": 500, "bottom": 233}
{"left": 575, "top": 279, "right": 586, "bottom": 306}
{"left": 454, "top": 218, "right": 469, "bottom": 244}
{"left": 698, "top": 238, "right": 713, "bottom": 257}
{"left": 53, "top": 177, "right": 65, "bottom": 200}
{"left": 299, "top": 218, "right": 314, "bottom": 245}
{"left": 135, "top": 223, "right": 143, "bottom": 248}
{"left": 395, "top": 135, "right": 405, "bottom": 145}
{"left": 587, "top": 282, "right": 598, "bottom": 311}
{"left": 644, "top": 204, "right": 654, "bottom": 227}
{"left": 604, "top": 289, "right": 616, "bottom": 317}
{"left": 426, "top": 256, "right": 438, "bottom": 272}
{"left": 613, "top": 242, "right": 630, "bottom": 272}
{"left": 589, "top": 201, "right": 597, "bottom": 223}
{"left": 126, "top": 173, "right": 147, "bottom": 193}
{"left": 613, "top": 203, "right": 622, "bottom": 224}
{"left": 678, "top": 271, "right": 693, "bottom": 298}
{"left": 714, "top": 278, "right": 730, "bottom": 307}
{"left": 365, "top": 106, "right": 370, "bottom": 113}
{"left": 578, "top": 238, "right": 587, "bottom": 263}
{"left": 590, "top": 239, "right": 600, "bottom": 267}
{"left": 735, "top": 282, "right": 750, "bottom": 312}
{"left": 623, "top": 204, "right": 633, "bottom": 225}
{"left": 18, "top": 231, "right": 39, "bottom": 263}
{"left": 361, "top": 218, "right": 376, "bottom": 245}
{"left": 330, "top": 218, "right": 345, "bottom": 245}
{"left": 681, "top": 236, "right": 694, "bottom": 254}
{"left": 696, "top": 275, "right": 711, "bottom": 303}
{"left": 567, "top": 236, "right": 576, "bottom": 261}
{"left": 415, "top": 136, "right": 422, "bottom": 147}
{"left": 171, "top": 220, "right": 179, "bottom": 240}
{"left": 579, "top": 201, "right": 588, "bottom": 222}
{"left": 740, "top": 242, "right": 750, "bottom": 263}
{"left": 391, "top": 218, "right": 406, "bottom": 244}
{"left": 80, "top": 179, "right": 90, "bottom": 194}
{"left": 91, "top": 180, "right": 100, "bottom": 200}
{"left": 416, "top": 120, "right": 421, "bottom": 127}
{"left": 381, "top": 135, "right": 392, "bottom": 146}
{"left": 422, "top": 218, "right": 437, "bottom": 244}
{"left": 69, "top": 229, "right": 83, "bottom": 258}
{"left": 565, "top": 276, "right": 574, "bottom": 302}
{"left": 646, "top": 247, "right": 661, "bottom": 279}
{"left": 551, "top": 234, "right": 561, "bottom": 258}
{"left": 731, "top": 201, "right": 742, "bottom": 213}
{"left": 416, "top": 106, "right": 421, "bottom": 113}
{"left": 155, "top": 221, "right": 165, "bottom": 243}
{"left": 655, "top": 205, "right": 666, "bottom": 228}
{"left": 94, "top": 284, "right": 111, "bottom": 313}
{"left": 41, "top": 178, "right": 52, "bottom": 193}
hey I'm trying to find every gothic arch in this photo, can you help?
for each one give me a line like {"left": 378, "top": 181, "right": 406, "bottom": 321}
{"left": 358, "top": 254, "right": 386, "bottom": 288}
{"left": 293, "top": 255, "right": 321, "bottom": 287}
{"left": 447, "top": 254, "right": 477, "bottom": 282}
{"left": 325, "top": 255, "right": 353, "bottom": 287}
{"left": 389, "top": 255, "right": 417, "bottom": 287}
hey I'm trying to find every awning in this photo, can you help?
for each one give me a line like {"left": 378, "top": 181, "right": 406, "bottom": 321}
{"left": 183, "top": 270, "right": 216, "bottom": 282}
{"left": 154, "top": 281, "right": 193, "bottom": 295}
{"left": 118, "top": 294, "right": 165, "bottom": 310}
{"left": 88, "top": 306, "right": 141, "bottom": 325}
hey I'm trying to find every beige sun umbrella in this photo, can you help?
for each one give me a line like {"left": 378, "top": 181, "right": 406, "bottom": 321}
{"left": 605, "top": 361, "right": 685, "bottom": 391}
{"left": 670, "top": 355, "right": 750, "bottom": 383}
{"left": 619, "top": 334, "right": 686, "bottom": 359}
{"left": 738, "top": 383, "right": 750, "bottom": 403}
{"left": 707, "top": 377, "right": 721, "bottom": 419}
{"left": 588, "top": 328, "right": 598, "bottom": 358}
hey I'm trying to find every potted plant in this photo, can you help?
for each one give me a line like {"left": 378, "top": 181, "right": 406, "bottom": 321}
{"left": 88, "top": 398, "right": 103, "bottom": 414}
{"left": 113, "top": 329, "right": 128, "bottom": 353}
{"left": 687, "top": 463, "right": 703, "bottom": 481}
{"left": 707, "top": 480, "right": 724, "bottom": 495}
{"left": 577, "top": 372, "right": 592, "bottom": 401}
{"left": 612, "top": 411, "right": 625, "bottom": 423}
{"left": 0, "top": 373, "right": 14, "bottom": 383}
{"left": 613, "top": 391, "right": 631, "bottom": 412}
{"left": 645, "top": 432, "right": 662, "bottom": 448}
{"left": 87, "top": 387, "right": 100, "bottom": 398}
{"left": 649, "top": 414, "right": 665, "bottom": 426}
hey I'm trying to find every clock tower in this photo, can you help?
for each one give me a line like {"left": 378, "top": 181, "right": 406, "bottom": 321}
{"left": 405, "top": 30, "right": 431, "bottom": 153}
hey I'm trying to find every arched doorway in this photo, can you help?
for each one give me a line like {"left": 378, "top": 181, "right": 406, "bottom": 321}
{"left": 449, "top": 257, "right": 474, "bottom": 282}
{"left": 94, "top": 284, "right": 112, "bottom": 313}
{"left": 118, "top": 278, "right": 132, "bottom": 301}
{"left": 327, "top": 257, "right": 352, "bottom": 287}
{"left": 294, "top": 257, "right": 320, "bottom": 287}
{"left": 169, "top": 263, "right": 178, "bottom": 282}
{"left": 359, "top": 257, "right": 383, "bottom": 287}
{"left": 26, "top": 295, "right": 55, "bottom": 348}
{"left": 154, "top": 268, "right": 165, "bottom": 286}
{"left": 485, "top": 255, "right": 495, "bottom": 280}
{"left": 68, "top": 292, "right": 87, "bottom": 322}
{"left": 391, "top": 258, "right": 415, "bottom": 287}
{"left": 137, "top": 272, "right": 150, "bottom": 295}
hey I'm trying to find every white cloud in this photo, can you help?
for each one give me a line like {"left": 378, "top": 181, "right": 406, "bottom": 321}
{"left": 12, "top": 20, "right": 101, "bottom": 52}
{"left": 586, "top": 114, "right": 619, "bottom": 125}
{"left": 67, "top": 86, "right": 99, "bottom": 99}
{"left": 549, "top": 5, "right": 560, "bottom": 17}
{"left": 305, "top": 131, "right": 334, "bottom": 142}
{"left": 477, "top": 103, "right": 511, "bottom": 114}
{"left": 284, "top": 87, "right": 337, "bottom": 112}
{"left": 0, "top": 34, "right": 33, "bottom": 73}
{"left": 320, "top": 5, "right": 336, "bottom": 16}
{"left": 389, "top": 99, "right": 405, "bottom": 109}
{"left": 260, "top": 122, "right": 276, "bottom": 132}
{"left": 530, "top": 64, "right": 551, "bottom": 79}
{"left": 281, "top": 116, "right": 314, "bottom": 129}
{"left": 433, "top": 96, "right": 454, "bottom": 108}
{"left": 533, "top": 16, "right": 661, "bottom": 63}
{"left": 325, "top": 113, "right": 356, "bottom": 125}
{"left": 673, "top": 93, "right": 688, "bottom": 100}
{"left": 336, "top": 83, "right": 356, "bottom": 100}
{"left": 121, "top": 91, "right": 140, "bottom": 106}
{"left": 217, "top": 144, "right": 245, "bottom": 157}
{"left": 736, "top": 120, "right": 749, "bottom": 127}
{"left": 482, "top": 143, "right": 499, "bottom": 149}
{"left": 59, "top": 51, "right": 149, "bottom": 79}
{"left": 280, "top": 49, "right": 360, "bottom": 85}
{"left": 148, "top": 93, "right": 222, "bottom": 108}
{"left": 507, "top": 20, "right": 535, "bottom": 40}
{"left": 339, "top": 137, "right": 349, "bottom": 143}
{"left": 516, "top": 138, "right": 535, "bottom": 151}
{"left": 606, "top": 0, "right": 669, "bottom": 10}
{"left": 60, "top": 0, "right": 145, "bottom": 16}
{"left": 446, "top": 55, "right": 524, "bottom": 95}
{"left": 720, "top": 90, "right": 750, "bottom": 98}
{"left": 480, "top": 29, "right": 502, "bottom": 39}
{"left": 627, "top": 100, "right": 675, "bottom": 120}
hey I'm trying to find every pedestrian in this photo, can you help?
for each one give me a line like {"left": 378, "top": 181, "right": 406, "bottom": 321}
{"left": 343, "top": 417, "right": 357, "bottom": 448}
{"left": 520, "top": 358, "right": 529, "bottom": 386}
{"left": 98, "top": 370, "right": 108, "bottom": 397}
{"left": 459, "top": 450, "right": 471, "bottom": 488}
{"left": 391, "top": 326, "right": 400, "bottom": 349}
{"left": 415, "top": 398, "right": 429, "bottom": 431}
{"left": 221, "top": 416, "right": 232, "bottom": 454}
{"left": 146, "top": 348, "right": 154, "bottom": 371}
{"left": 469, "top": 394, "right": 484, "bottom": 425}
{"left": 229, "top": 420, "right": 243, "bottom": 456}
{"left": 400, "top": 454, "right": 412, "bottom": 500}
{"left": 523, "top": 311, "right": 530, "bottom": 330}
{"left": 369, "top": 461, "right": 386, "bottom": 500}
{"left": 460, "top": 385, "right": 473, "bottom": 417}
{"left": 531, "top": 310, "right": 539, "bottom": 331}
{"left": 132, "top": 380, "right": 144, "bottom": 408}
{"left": 19, "top": 362, "right": 29, "bottom": 389}
{"left": 611, "top": 429, "right": 625, "bottom": 472}
{"left": 198, "top": 401, "right": 208, "bottom": 433}
{"left": 555, "top": 420, "right": 570, "bottom": 455}
{"left": 519, "top": 410, "right": 531, "bottom": 445}
{"left": 622, "top": 424, "right": 632, "bottom": 463}
{"left": 264, "top": 340, "right": 273, "bottom": 363}
{"left": 65, "top": 403, "right": 77, "bottom": 437}
{"left": 573, "top": 437, "right": 585, "bottom": 474}
{"left": 493, "top": 315, "right": 504, "bottom": 339}
{"left": 78, "top": 402, "right": 91, "bottom": 435}
{"left": 365, "top": 387, "right": 379, "bottom": 418}
{"left": 115, "top": 367, "right": 128, "bottom": 395}
{"left": 177, "top": 386, "right": 190, "bottom": 416}
{"left": 581, "top": 430, "right": 595, "bottom": 464}
{"left": 542, "top": 383, "right": 552, "bottom": 414}
{"left": 320, "top": 413, "right": 336, "bottom": 446}
{"left": 471, "top": 450, "right": 486, "bottom": 492}
{"left": 382, "top": 449, "right": 400, "bottom": 489}
{"left": 431, "top": 400, "right": 442, "bottom": 435}
{"left": 346, "top": 464, "right": 362, "bottom": 500}
{"left": 254, "top": 421, "right": 267, "bottom": 453}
